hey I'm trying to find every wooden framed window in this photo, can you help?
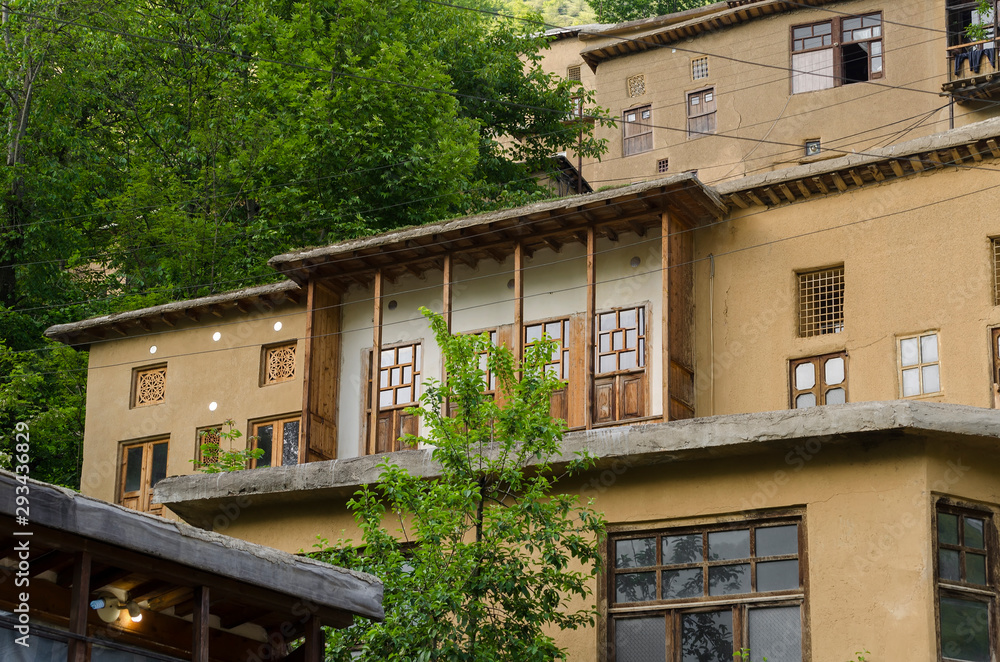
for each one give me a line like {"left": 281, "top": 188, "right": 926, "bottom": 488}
{"left": 992, "top": 238, "right": 1000, "bottom": 306}
{"left": 692, "top": 56, "right": 709, "bottom": 80}
{"left": 195, "top": 425, "right": 222, "bottom": 468}
{"left": 262, "top": 341, "right": 297, "bottom": 385}
{"left": 899, "top": 331, "right": 941, "bottom": 397}
{"left": 686, "top": 88, "right": 716, "bottom": 139}
{"left": 791, "top": 13, "right": 882, "bottom": 94}
{"left": 947, "top": 0, "right": 998, "bottom": 49}
{"left": 798, "top": 266, "right": 844, "bottom": 337}
{"left": 119, "top": 438, "right": 169, "bottom": 515}
{"left": 132, "top": 365, "right": 167, "bottom": 408}
{"left": 992, "top": 327, "right": 1000, "bottom": 407}
{"left": 567, "top": 64, "right": 582, "bottom": 81}
{"left": 251, "top": 415, "right": 301, "bottom": 468}
{"left": 935, "top": 501, "right": 996, "bottom": 662}
{"left": 364, "top": 342, "right": 422, "bottom": 455}
{"left": 594, "top": 307, "right": 646, "bottom": 424}
{"left": 525, "top": 318, "right": 570, "bottom": 421}
{"left": 789, "top": 352, "right": 847, "bottom": 408}
{"left": 623, "top": 105, "right": 653, "bottom": 156}
{"left": 608, "top": 517, "right": 805, "bottom": 661}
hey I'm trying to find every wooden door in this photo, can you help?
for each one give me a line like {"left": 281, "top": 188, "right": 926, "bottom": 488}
{"left": 119, "top": 439, "right": 168, "bottom": 515}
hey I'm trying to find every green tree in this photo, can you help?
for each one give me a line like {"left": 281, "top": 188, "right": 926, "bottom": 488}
{"left": 314, "top": 309, "right": 606, "bottom": 661}
{"left": 593, "top": 0, "right": 714, "bottom": 24}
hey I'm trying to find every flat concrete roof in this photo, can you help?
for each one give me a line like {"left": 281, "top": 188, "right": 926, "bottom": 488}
{"left": 155, "top": 401, "right": 1000, "bottom": 528}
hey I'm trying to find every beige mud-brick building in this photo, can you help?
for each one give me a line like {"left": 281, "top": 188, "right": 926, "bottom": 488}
{"left": 45, "top": 1, "right": 1000, "bottom": 660}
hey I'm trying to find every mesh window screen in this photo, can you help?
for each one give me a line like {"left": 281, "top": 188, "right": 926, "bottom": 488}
{"left": 615, "top": 616, "right": 666, "bottom": 662}
{"left": 993, "top": 239, "right": 1000, "bottom": 306}
{"left": 748, "top": 606, "right": 802, "bottom": 662}
{"left": 798, "top": 267, "right": 844, "bottom": 337}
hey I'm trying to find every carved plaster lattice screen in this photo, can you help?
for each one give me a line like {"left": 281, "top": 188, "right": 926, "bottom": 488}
{"left": 627, "top": 74, "right": 646, "bottom": 97}
{"left": 264, "top": 342, "right": 297, "bottom": 385}
{"left": 134, "top": 367, "right": 167, "bottom": 407}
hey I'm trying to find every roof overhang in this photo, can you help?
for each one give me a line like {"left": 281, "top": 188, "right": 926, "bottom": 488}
{"left": 268, "top": 172, "right": 726, "bottom": 286}
{"left": 155, "top": 401, "right": 1000, "bottom": 529}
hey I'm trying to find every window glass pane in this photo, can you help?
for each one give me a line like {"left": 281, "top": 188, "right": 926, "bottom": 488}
{"left": 526, "top": 325, "right": 542, "bottom": 343}
{"left": 793, "top": 26, "right": 812, "bottom": 39}
{"left": 708, "top": 563, "right": 751, "bottom": 595}
{"left": 748, "top": 606, "right": 802, "bottom": 662}
{"left": 390, "top": 367, "right": 401, "bottom": 386}
{"left": 940, "top": 597, "right": 990, "bottom": 662}
{"left": 613, "top": 331, "right": 624, "bottom": 350}
{"left": 124, "top": 446, "right": 144, "bottom": 493}
{"left": 968, "top": 553, "right": 987, "bottom": 586}
{"left": 922, "top": 365, "right": 941, "bottom": 393}
{"left": 939, "top": 549, "right": 961, "bottom": 581}
{"left": 795, "top": 393, "right": 816, "bottom": 409}
{"left": 757, "top": 560, "right": 799, "bottom": 591}
{"left": 600, "top": 355, "right": 617, "bottom": 374}
{"left": 664, "top": 534, "right": 703, "bottom": 564}
{"left": 282, "top": 420, "right": 300, "bottom": 466}
{"left": 379, "top": 369, "right": 389, "bottom": 388}
{"left": 398, "top": 345, "right": 412, "bottom": 363}
{"left": 965, "top": 518, "right": 986, "bottom": 549}
{"left": 616, "top": 572, "right": 657, "bottom": 603}
{"left": 825, "top": 357, "right": 845, "bottom": 385}
{"left": 902, "top": 368, "right": 920, "bottom": 397}
{"left": 599, "top": 333, "right": 611, "bottom": 353}
{"left": 921, "top": 334, "right": 939, "bottom": 362}
{"left": 545, "top": 322, "right": 562, "bottom": 339}
{"left": 380, "top": 391, "right": 394, "bottom": 408}
{"left": 757, "top": 525, "right": 798, "bottom": 557}
{"left": 601, "top": 312, "right": 617, "bottom": 331}
{"left": 615, "top": 616, "right": 666, "bottom": 662}
{"left": 663, "top": 568, "right": 704, "bottom": 599}
{"left": 900, "top": 338, "right": 919, "bottom": 367}
{"left": 815, "top": 22, "right": 831, "bottom": 35}
{"left": 256, "top": 424, "right": 274, "bottom": 467}
{"left": 150, "top": 442, "right": 168, "bottom": 487}
{"left": 709, "top": 530, "right": 750, "bottom": 560}
{"left": 617, "top": 538, "right": 656, "bottom": 568}
{"left": 397, "top": 386, "right": 412, "bottom": 404}
{"left": 626, "top": 329, "right": 637, "bottom": 349}
{"left": 863, "top": 14, "right": 881, "bottom": 27}
{"left": 620, "top": 351, "right": 636, "bottom": 370}
{"left": 403, "top": 366, "right": 412, "bottom": 384}
{"left": 872, "top": 41, "right": 882, "bottom": 55}
{"left": 381, "top": 349, "right": 394, "bottom": 364}
{"left": 681, "top": 610, "right": 733, "bottom": 662}
{"left": 825, "top": 388, "right": 846, "bottom": 405}
{"left": 795, "top": 362, "right": 815, "bottom": 390}
{"left": 939, "top": 513, "right": 960, "bottom": 546}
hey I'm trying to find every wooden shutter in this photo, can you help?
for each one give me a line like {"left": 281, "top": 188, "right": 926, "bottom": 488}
{"left": 399, "top": 412, "right": 419, "bottom": 449}
{"left": 623, "top": 106, "right": 652, "bottom": 156}
{"left": 687, "top": 88, "right": 717, "bottom": 138}
{"left": 302, "top": 282, "right": 341, "bottom": 462}
{"left": 621, "top": 374, "right": 644, "bottom": 419}
{"left": 375, "top": 412, "right": 393, "bottom": 455}
{"left": 550, "top": 388, "right": 568, "bottom": 422}
{"left": 594, "top": 377, "right": 616, "bottom": 423}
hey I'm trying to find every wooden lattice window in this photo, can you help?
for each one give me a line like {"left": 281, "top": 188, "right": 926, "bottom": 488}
{"left": 119, "top": 438, "right": 169, "bottom": 515}
{"left": 567, "top": 64, "right": 582, "bottom": 81}
{"left": 263, "top": 342, "right": 297, "bottom": 385}
{"left": 686, "top": 87, "right": 717, "bottom": 139}
{"left": 623, "top": 105, "right": 653, "bottom": 157}
{"left": 594, "top": 307, "right": 647, "bottom": 424}
{"left": 133, "top": 366, "right": 167, "bottom": 407}
{"left": 992, "top": 238, "right": 1000, "bottom": 306}
{"left": 692, "top": 56, "right": 709, "bottom": 80}
{"left": 608, "top": 518, "right": 804, "bottom": 661}
{"left": 798, "top": 267, "right": 844, "bottom": 337}
{"left": 992, "top": 327, "right": 1000, "bottom": 408}
{"left": 196, "top": 426, "right": 222, "bottom": 467}
{"left": 525, "top": 319, "right": 571, "bottom": 422}
{"left": 251, "top": 416, "right": 301, "bottom": 468}
{"left": 899, "top": 331, "right": 941, "bottom": 397}
{"left": 789, "top": 352, "right": 847, "bottom": 408}
{"left": 627, "top": 74, "right": 646, "bottom": 97}
{"left": 379, "top": 343, "right": 422, "bottom": 408}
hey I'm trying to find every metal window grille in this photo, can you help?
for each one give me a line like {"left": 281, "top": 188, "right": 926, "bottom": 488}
{"left": 567, "top": 65, "right": 582, "bottom": 81}
{"left": 798, "top": 267, "right": 844, "bottom": 337}
{"left": 264, "top": 342, "right": 297, "bottom": 384}
{"left": 134, "top": 367, "right": 167, "bottom": 407}
{"left": 993, "top": 238, "right": 1000, "bottom": 306}
{"left": 627, "top": 74, "right": 646, "bottom": 97}
{"left": 657, "top": 158, "right": 670, "bottom": 173}
{"left": 692, "top": 57, "right": 709, "bottom": 80}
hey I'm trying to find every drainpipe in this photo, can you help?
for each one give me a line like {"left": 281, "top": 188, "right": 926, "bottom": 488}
{"left": 708, "top": 253, "right": 715, "bottom": 416}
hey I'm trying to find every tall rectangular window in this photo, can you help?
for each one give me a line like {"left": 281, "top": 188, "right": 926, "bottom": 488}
{"left": 119, "top": 438, "right": 169, "bottom": 515}
{"left": 525, "top": 319, "right": 570, "bottom": 421}
{"left": 609, "top": 518, "right": 804, "bottom": 662}
{"left": 686, "top": 88, "right": 717, "bottom": 139}
{"left": 791, "top": 13, "right": 883, "bottom": 94}
{"left": 992, "top": 238, "right": 1000, "bottom": 305}
{"left": 365, "top": 342, "right": 422, "bottom": 455}
{"left": 899, "top": 332, "right": 941, "bottom": 397}
{"left": 936, "top": 503, "right": 994, "bottom": 662}
{"left": 789, "top": 352, "right": 848, "bottom": 408}
{"left": 992, "top": 327, "right": 1000, "bottom": 407}
{"left": 252, "top": 415, "right": 301, "bottom": 468}
{"left": 623, "top": 105, "right": 653, "bottom": 156}
{"left": 692, "top": 56, "right": 709, "bottom": 80}
{"left": 195, "top": 425, "right": 222, "bottom": 468}
{"left": 594, "top": 307, "right": 646, "bottom": 424}
{"left": 798, "top": 267, "right": 845, "bottom": 337}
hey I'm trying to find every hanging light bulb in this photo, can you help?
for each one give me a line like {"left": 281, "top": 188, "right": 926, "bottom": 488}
{"left": 126, "top": 601, "right": 143, "bottom": 623}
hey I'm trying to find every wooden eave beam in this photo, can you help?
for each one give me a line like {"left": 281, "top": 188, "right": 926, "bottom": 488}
{"left": 762, "top": 187, "right": 781, "bottom": 205}
{"left": 868, "top": 165, "right": 885, "bottom": 182}
{"left": 909, "top": 156, "right": 925, "bottom": 172}
{"left": 745, "top": 191, "right": 765, "bottom": 206}
{"left": 185, "top": 309, "right": 200, "bottom": 323}
{"left": 778, "top": 184, "right": 796, "bottom": 202}
{"left": 970, "top": 143, "right": 984, "bottom": 161}
{"left": 159, "top": 314, "right": 176, "bottom": 328}
{"left": 831, "top": 172, "right": 849, "bottom": 192}
{"left": 603, "top": 226, "right": 619, "bottom": 242}
{"left": 138, "top": 318, "right": 153, "bottom": 332}
{"left": 812, "top": 176, "right": 830, "bottom": 194}
{"left": 542, "top": 237, "right": 563, "bottom": 253}
{"left": 628, "top": 220, "right": 648, "bottom": 237}
{"left": 987, "top": 139, "right": 1000, "bottom": 158}
{"left": 890, "top": 160, "right": 906, "bottom": 177}
{"left": 795, "top": 180, "right": 812, "bottom": 198}
{"left": 729, "top": 192, "right": 750, "bottom": 208}
{"left": 848, "top": 169, "right": 864, "bottom": 187}
{"left": 235, "top": 301, "right": 249, "bottom": 314}
{"left": 209, "top": 305, "right": 225, "bottom": 318}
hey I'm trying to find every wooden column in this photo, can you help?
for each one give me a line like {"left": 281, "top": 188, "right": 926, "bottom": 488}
{"left": 442, "top": 255, "right": 453, "bottom": 333}
{"left": 661, "top": 211, "right": 671, "bottom": 423}
{"left": 300, "top": 281, "right": 316, "bottom": 461}
{"left": 192, "top": 586, "right": 210, "bottom": 662}
{"left": 303, "top": 615, "right": 323, "bottom": 662}
{"left": 513, "top": 243, "right": 524, "bottom": 364}
{"left": 67, "top": 552, "right": 91, "bottom": 662}
{"left": 368, "top": 270, "right": 383, "bottom": 456}
{"left": 585, "top": 227, "right": 596, "bottom": 430}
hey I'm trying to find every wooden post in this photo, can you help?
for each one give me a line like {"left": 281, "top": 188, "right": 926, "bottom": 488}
{"left": 67, "top": 551, "right": 91, "bottom": 662}
{"left": 442, "top": 255, "right": 453, "bottom": 333}
{"left": 303, "top": 615, "right": 323, "bottom": 662}
{"left": 513, "top": 243, "right": 524, "bottom": 364}
{"left": 585, "top": 227, "right": 596, "bottom": 430}
{"left": 192, "top": 586, "right": 210, "bottom": 662}
{"left": 368, "top": 270, "right": 383, "bottom": 456}
{"left": 661, "top": 211, "right": 671, "bottom": 423}
{"left": 300, "top": 281, "right": 316, "bottom": 462}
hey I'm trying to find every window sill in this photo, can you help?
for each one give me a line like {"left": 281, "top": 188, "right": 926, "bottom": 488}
{"left": 591, "top": 415, "right": 662, "bottom": 429}
{"left": 798, "top": 152, "right": 840, "bottom": 166}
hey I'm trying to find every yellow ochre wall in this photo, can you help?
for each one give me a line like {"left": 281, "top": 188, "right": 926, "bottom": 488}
{"left": 543, "top": 0, "right": 998, "bottom": 188}
{"left": 213, "top": 434, "right": 1000, "bottom": 661}
{"left": 79, "top": 303, "right": 306, "bottom": 507}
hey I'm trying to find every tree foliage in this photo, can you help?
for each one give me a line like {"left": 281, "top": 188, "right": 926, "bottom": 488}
{"left": 313, "top": 309, "right": 606, "bottom": 661}
{"left": 593, "top": 0, "right": 714, "bottom": 24}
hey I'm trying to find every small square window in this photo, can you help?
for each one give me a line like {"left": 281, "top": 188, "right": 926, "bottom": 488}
{"left": 790, "top": 352, "right": 847, "bottom": 408}
{"left": 567, "top": 65, "right": 582, "bottom": 81}
{"left": 798, "top": 267, "right": 844, "bottom": 337}
{"left": 657, "top": 158, "right": 670, "bottom": 174}
{"left": 133, "top": 365, "right": 167, "bottom": 407}
{"left": 692, "top": 56, "right": 709, "bottom": 80}
{"left": 196, "top": 425, "right": 223, "bottom": 467}
{"left": 899, "top": 332, "right": 941, "bottom": 397}
{"left": 627, "top": 74, "right": 646, "bottom": 97}
{"left": 262, "top": 341, "right": 297, "bottom": 385}
{"left": 805, "top": 139, "right": 822, "bottom": 157}
{"left": 992, "top": 238, "right": 1000, "bottom": 306}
